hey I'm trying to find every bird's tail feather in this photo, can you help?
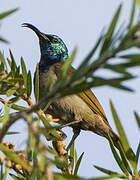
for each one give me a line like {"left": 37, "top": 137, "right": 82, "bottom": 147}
{"left": 108, "top": 130, "right": 121, "bottom": 150}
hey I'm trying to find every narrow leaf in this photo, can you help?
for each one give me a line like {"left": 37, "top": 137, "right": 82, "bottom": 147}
{"left": 27, "top": 71, "right": 32, "bottom": 97}
{"left": 6, "top": 131, "right": 20, "bottom": 135}
{"left": 108, "top": 135, "right": 128, "bottom": 175}
{"left": 2, "top": 167, "right": 9, "bottom": 180}
{"left": 75, "top": 150, "right": 77, "bottom": 167}
{"left": 0, "top": 144, "right": 31, "bottom": 172}
{"left": 0, "top": 103, "right": 10, "bottom": 125}
{"left": 110, "top": 101, "right": 136, "bottom": 171}
{"left": 38, "top": 114, "right": 62, "bottom": 141}
{"left": 134, "top": 111, "right": 140, "bottom": 130}
{"left": 73, "top": 33, "right": 104, "bottom": 81}
{"left": 128, "top": 0, "right": 136, "bottom": 30}
{"left": 88, "top": 174, "right": 126, "bottom": 180}
{"left": 11, "top": 104, "right": 27, "bottom": 111}
{"left": 106, "top": 5, "right": 122, "bottom": 38}
{"left": 110, "top": 101, "right": 129, "bottom": 151}
{"left": 117, "top": 142, "right": 132, "bottom": 175}
{"left": 74, "top": 152, "right": 84, "bottom": 176}
{"left": 100, "top": 4, "right": 122, "bottom": 54}
{"left": 0, "top": 37, "right": 9, "bottom": 44}
{"left": 20, "top": 57, "right": 27, "bottom": 89}
{"left": 70, "top": 141, "right": 75, "bottom": 170}
{"left": 94, "top": 165, "right": 119, "bottom": 175}
{"left": 136, "top": 0, "right": 140, "bottom": 6}
{"left": 91, "top": 76, "right": 134, "bottom": 92}
{"left": 0, "top": 52, "right": 7, "bottom": 70}
{"left": 136, "top": 142, "right": 140, "bottom": 164}
{"left": 6, "top": 89, "right": 16, "bottom": 97}
{"left": 0, "top": 8, "right": 18, "bottom": 19}
{"left": 58, "top": 48, "right": 77, "bottom": 81}
{"left": 9, "top": 50, "right": 17, "bottom": 76}
{"left": 9, "top": 174, "right": 24, "bottom": 180}
{"left": 34, "top": 64, "right": 39, "bottom": 103}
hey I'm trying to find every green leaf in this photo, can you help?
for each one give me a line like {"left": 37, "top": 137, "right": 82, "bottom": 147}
{"left": 75, "top": 150, "right": 77, "bottom": 166}
{"left": 91, "top": 76, "right": 134, "bottom": 92}
{"left": 108, "top": 135, "right": 128, "bottom": 175}
{"left": 34, "top": 64, "right": 39, "bottom": 103}
{"left": 121, "top": 54, "right": 140, "bottom": 62}
{"left": 20, "top": 57, "right": 27, "bottom": 89}
{"left": 6, "top": 131, "right": 20, "bottom": 135}
{"left": 27, "top": 70, "right": 32, "bottom": 96}
{"left": 52, "top": 156, "right": 69, "bottom": 171}
{"left": 0, "top": 8, "right": 18, "bottom": 20}
{"left": 54, "top": 173, "right": 126, "bottom": 180}
{"left": 0, "top": 103, "right": 10, "bottom": 125}
{"left": 70, "top": 141, "right": 75, "bottom": 170}
{"left": 120, "top": 23, "right": 140, "bottom": 49}
{"left": 57, "top": 48, "right": 77, "bottom": 81}
{"left": 9, "top": 174, "right": 25, "bottom": 180}
{"left": 121, "top": 40, "right": 140, "bottom": 50}
{"left": 134, "top": 111, "right": 140, "bottom": 130}
{"left": 88, "top": 175, "right": 126, "bottom": 180}
{"left": 0, "top": 37, "right": 9, "bottom": 44}
{"left": 110, "top": 101, "right": 129, "bottom": 151}
{"left": 38, "top": 114, "right": 62, "bottom": 141}
{"left": 0, "top": 52, "right": 7, "bottom": 71}
{"left": 54, "top": 173, "right": 84, "bottom": 180}
{"left": 72, "top": 33, "right": 104, "bottom": 81}
{"left": 1, "top": 167, "right": 10, "bottom": 180}
{"left": 136, "top": 142, "right": 140, "bottom": 164}
{"left": 128, "top": 0, "right": 136, "bottom": 30}
{"left": 104, "top": 59, "right": 140, "bottom": 74}
{"left": 94, "top": 165, "right": 119, "bottom": 175}
{"left": 0, "top": 144, "right": 31, "bottom": 172}
{"left": 60, "top": 81, "right": 93, "bottom": 97}
{"left": 117, "top": 142, "right": 132, "bottom": 175}
{"left": 74, "top": 152, "right": 84, "bottom": 176}
{"left": 9, "top": 50, "right": 17, "bottom": 77}
{"left": 6, "top": 89, "right": 16, "bottom": 97}
{"left": 136, "top": 0, "right": 140, "bottom": 6}
{"left": 100, "top": 4, "right": 122, "bottom": 54}
{"left": 10, "top": 104, "right": 27, "bottom": 111}
{"left": 110, "top": 101, "right": 136, "bottom": 171}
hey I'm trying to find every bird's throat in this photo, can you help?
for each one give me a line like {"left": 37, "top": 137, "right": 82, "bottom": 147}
{"left": 39, "top": 55, "right": 60, "bottom": 72}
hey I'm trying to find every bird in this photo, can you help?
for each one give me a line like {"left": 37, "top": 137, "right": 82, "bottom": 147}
{"left": 22, "top": 23, "right": 120, "bottom": 150}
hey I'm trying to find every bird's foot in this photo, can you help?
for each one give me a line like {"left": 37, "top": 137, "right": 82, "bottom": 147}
{"left": 66, "top": 128, "right": 81, "bottom": 151}
{"left": 46, "top": 114, "right": 60, "bottom": 122}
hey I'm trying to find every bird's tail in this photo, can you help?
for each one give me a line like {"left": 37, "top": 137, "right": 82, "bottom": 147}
{"left": 108, "top": 130, "right": 121, "bottom": 150}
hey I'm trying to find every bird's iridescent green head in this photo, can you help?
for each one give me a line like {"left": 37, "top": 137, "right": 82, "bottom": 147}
{"left": 22, "top": 23, "right": 68, "bottom": 70}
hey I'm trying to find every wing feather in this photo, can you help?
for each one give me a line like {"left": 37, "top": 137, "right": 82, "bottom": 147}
{"left": 54, "top": 62, "right": 109, "bottom": 125}
{"left": 79, "top": 90, "right": 109, "bottom": 125}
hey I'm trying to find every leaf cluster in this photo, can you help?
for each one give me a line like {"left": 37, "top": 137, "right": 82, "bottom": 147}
{"left": 0, "top": 1, "right": 140, "bottom": 180}
{"left": 0, "top": 8, "right": 18, "bottom": 44}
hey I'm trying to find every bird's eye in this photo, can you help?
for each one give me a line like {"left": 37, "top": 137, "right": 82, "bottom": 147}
{"left": 52, "top": 38, "right": 58, "bottom": 43}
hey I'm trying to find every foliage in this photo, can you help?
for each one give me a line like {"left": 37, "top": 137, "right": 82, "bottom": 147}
{"left": 0, "top": 8, "right": 18, "bottom": 44}
{"left": 0, "top": 0, "right": 140, "bottom": 179}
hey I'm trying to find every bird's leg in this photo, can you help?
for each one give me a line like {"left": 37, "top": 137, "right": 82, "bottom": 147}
{"left": 56, "top": 120, "right": 81, "bottom": 129}
{"left": 66, "top": 128, "right": 81, "bottom": 151}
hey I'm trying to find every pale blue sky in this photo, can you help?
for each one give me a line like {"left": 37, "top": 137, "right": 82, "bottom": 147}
{"left": 0, "top": 0, "right": 139, "bottom": 179}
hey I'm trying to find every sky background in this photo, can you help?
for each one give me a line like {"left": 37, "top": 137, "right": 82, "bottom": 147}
{"left": 0, "top": 0, "right": 140, "bottom": 179}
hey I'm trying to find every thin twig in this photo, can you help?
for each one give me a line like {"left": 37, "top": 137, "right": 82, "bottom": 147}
{"left": 0, "top": 112, "right": 22, "bottom": 142}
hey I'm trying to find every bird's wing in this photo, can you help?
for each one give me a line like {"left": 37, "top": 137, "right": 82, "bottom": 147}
{"left": 79, "top": 90, "right": 109, "bottom": 125}
{"left": 54, "top": 62, "right": 109, "bottom": 125}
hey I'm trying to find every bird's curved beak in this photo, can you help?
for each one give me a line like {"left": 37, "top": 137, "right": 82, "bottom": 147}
{"left": 22, "top": 23, "right": 50, "bottom": 41}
